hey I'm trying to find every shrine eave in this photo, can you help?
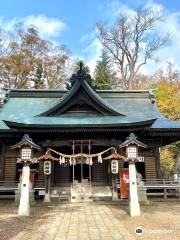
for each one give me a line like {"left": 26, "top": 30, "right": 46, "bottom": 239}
{"left": 3, "top": 118, "right": 156, "bottom": 130}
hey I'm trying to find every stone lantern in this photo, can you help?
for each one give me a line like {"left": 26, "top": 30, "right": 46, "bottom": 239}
{"left": 119, "top": 133, "right": 147, "bottom": 217}
{"left": 11, "top": 134, "right": 41, "bottom": 216}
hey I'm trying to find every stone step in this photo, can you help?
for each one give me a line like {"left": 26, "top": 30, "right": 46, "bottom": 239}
{"left": 71, "top": 196, "right": 93, "bottom": 203}
{"left": 71, "top": 183, "right": 93, "bottom": 203}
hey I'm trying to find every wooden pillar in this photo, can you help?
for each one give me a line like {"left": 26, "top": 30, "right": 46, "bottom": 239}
{"left": 51, "top": 161, "right": 55, "bottom": 187}
{"left": 88, "top": 140, "right": 92, "bottom": 189}
{"left": 163, "top": 187, "right": 167, "bottom": 199}
{"left": 154, "top": 145, "right": 162, "bottom": 179}
{"left": 0, "top": 142, "right": 5, "bottom": 181}
{"left": 72, "top": 141, "right": 75, "bottom": 188}
{"left": 81, "top": 140, "right": 83, "bottom": 181}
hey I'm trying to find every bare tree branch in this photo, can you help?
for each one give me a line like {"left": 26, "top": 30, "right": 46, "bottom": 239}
{"left": 97, "top": 7, "right": 169, "bottom": 89}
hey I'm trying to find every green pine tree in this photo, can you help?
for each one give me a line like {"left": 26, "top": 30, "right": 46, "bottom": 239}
{"left": 33, "top": 63, "right": 44, "bottom": 89}
{"left": 93, "top": 52, "right": 115, "bottom": 90}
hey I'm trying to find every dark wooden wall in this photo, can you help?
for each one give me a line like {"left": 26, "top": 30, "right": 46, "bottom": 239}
{"left": 4, "top": 145, "right": 17, "bottom": 182}
{"left": 92, "top": 160, "right": 109, "bottom": 186}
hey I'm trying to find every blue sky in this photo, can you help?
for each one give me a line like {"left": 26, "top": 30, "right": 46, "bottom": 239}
{"left": 1, "top": 0, "right": 180, "bottom": 74}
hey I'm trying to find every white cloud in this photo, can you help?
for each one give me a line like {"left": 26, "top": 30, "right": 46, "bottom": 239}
{"left": 23, "top": 15, "right": 66, "bottom": 37}
{"left": 0, "top": 15, "right": 66, "bottom": 38}
{"left": 82, "top": 38, "right": 102, "bottom": 75}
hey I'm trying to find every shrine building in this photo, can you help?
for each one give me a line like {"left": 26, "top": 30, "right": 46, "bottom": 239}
{"left": 0, "top": 65, "right": 180, "bottom": 201}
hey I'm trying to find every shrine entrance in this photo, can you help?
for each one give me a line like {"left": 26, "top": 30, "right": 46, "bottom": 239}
{"left": 74, "top": 163, "right": 90, "bottom": 182}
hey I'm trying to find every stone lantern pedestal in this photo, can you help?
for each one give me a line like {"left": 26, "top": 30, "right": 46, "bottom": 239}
{"left": 18, "top": 165, "right": 30, "bottom": 216}
{"left": 129, "top": 162, "right": 140, "bottom": 217}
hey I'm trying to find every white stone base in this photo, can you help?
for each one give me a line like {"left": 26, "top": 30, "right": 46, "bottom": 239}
{"left": 18, "top": 165, "right": 30, "bottom": 216}
{"left": 129, "top": 201, "right": 140, "bottom": 217}
{"left": 129, "top": 163, "right": 141, "bottom": 217}
{"left": 44, "top": 193, "right": 51, "bottom": 202}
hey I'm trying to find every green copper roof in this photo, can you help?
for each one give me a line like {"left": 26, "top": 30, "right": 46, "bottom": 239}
{"left": 0, "top": 85, "right": 180, "bottom": 131}
{"left": 4, "top": 116, "right": 156, "bottom": 128}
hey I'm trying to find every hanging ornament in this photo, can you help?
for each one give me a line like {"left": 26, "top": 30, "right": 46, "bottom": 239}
{"left": 62, "top": 156, "right": 65, "bottom": 164}
{"left": 69, "top": 157, "right": 72, "bottom": 166}
{"left": 73, "top": 157, "right": 76, "bottom": 165}
{"left": 89, "top": 156, "right": 93, "bottom": 165}
{"left": 98, "top": 154, "right": 102, "bottom": 163}
{"left": 59, "top": 156, "right": 62, "bottom": 165}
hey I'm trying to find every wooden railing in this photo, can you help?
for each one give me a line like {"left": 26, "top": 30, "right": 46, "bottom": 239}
{"left": 143, "top": 179, "right": 180, "bottom": 187}
{"left": 0, "top": 180, "right": 45, "bottom": 190}
{"left": 143, "top": 179, "right": 180, "bottom": 198}
{"left": 0, "top": 181, "right": 18, "bottom": 189}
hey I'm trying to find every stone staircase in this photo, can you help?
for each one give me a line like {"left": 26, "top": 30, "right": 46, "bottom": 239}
{"left": 71, "top": 180, "right": 93, "bottom": 202}
{"left": 50, "top": 187, "right": 71, "bottom": 202}
{"left": 92, "top": 186, "right": 112, "bottom": 201}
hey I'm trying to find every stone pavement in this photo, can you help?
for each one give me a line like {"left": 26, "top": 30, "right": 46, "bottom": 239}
{"left": 12, "top": 203, "right": 134, "bottom": 240}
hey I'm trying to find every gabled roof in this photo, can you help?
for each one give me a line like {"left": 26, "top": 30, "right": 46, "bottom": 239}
{"left": 11, "top": 134, "right": 41, "bottom": 150}
{"left": 33, "top": 152, "right": 59, "bottom": 161}
{"left": 119, "top": 133, "right": 147, "bottom": 149}
{"left": 39, "top": 73, "right": 121, "bottom": 116}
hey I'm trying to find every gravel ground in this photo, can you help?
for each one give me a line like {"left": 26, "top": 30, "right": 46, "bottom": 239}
{"left": 110, "top": 200, "right": 180, "bottom": 240}
{"left": 0, "top": 201, "right": 51, "bottom": 240}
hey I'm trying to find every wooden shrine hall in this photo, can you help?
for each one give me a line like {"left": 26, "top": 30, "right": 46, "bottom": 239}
{"left": 0, "top": 64, "right": 180, "bottom": 202}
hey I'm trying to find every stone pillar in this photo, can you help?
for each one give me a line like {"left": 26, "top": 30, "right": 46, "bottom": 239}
{"left": 44, "top": 175, "right": 51, "bottom": 202}
{"left": 18, "top": 164, "right": 30, "bottom": 216}
{"left": 112, "top": 175, "right": 119, "bottom": 201}
{"left": 129, "top": 162, "right": 140, "bottom": 217}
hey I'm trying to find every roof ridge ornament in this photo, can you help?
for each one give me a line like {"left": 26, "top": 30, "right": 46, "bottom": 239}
{"left": 66, "top": 61, "right": 92, "bottom": 90}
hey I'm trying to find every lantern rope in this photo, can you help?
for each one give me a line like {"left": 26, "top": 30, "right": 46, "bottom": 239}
{"left": 46, "top": 146, "right": 117, "bottom": 159}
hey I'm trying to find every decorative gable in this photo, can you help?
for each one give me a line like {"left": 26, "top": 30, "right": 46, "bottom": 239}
{"left": 39, "top": 63, "right": 123, "bottom": 117}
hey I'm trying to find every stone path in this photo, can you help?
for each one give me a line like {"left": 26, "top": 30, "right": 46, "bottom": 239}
{"left": 12, "top": 203, "right": 134, "bottom": 240}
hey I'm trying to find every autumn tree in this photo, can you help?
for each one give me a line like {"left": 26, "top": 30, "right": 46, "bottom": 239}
{"left": 160, "top": 147, "right": 175, "bottom": 178}
{"left": 97, "top": 7, "right": 168, "bottom": 89}
{"left": 151, "top": 64, "right": 180, "bottom": 121}
{"left": 156, "top": 82, "right": 180, "bottom": 120}
{"left": 0, "top": 25, "right": 70, "bottom": 89}
{"left": 93, "top": 51, "right": 116, "bottom": 90}
{"left": 44, "top": 44, "right": 70, "bottom": 89}
{"left": 0, "top": 27, "right": 50, "bottom": 88}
